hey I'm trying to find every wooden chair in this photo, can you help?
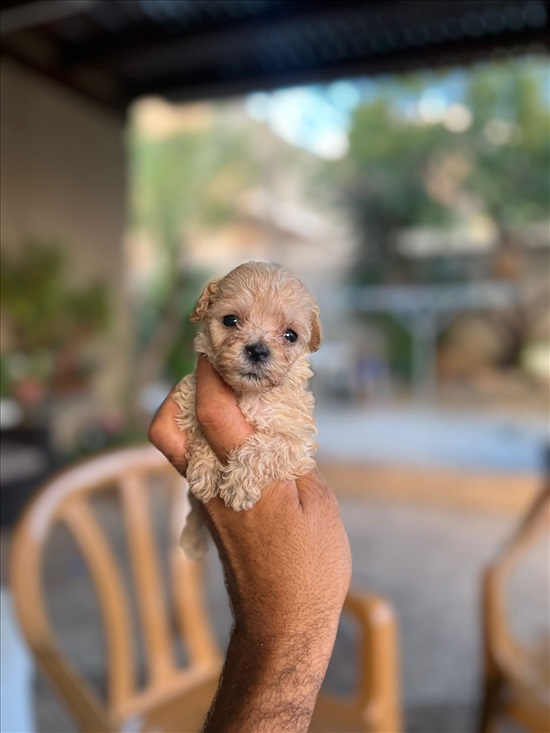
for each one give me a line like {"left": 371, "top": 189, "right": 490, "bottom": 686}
{"left": 480, "top": 485, "right": 550, "bottom": 733}
{"left": 9, "top": 445, "right": 402, "bottom": 733}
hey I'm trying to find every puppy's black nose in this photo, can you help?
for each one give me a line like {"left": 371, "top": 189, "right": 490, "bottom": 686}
{"left": 245, "top": 342, "right": 270, "bottom": 363}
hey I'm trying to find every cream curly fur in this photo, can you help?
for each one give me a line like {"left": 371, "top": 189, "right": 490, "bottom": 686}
{"left": 174, "top": 261, "right": 321, "bottom": 559}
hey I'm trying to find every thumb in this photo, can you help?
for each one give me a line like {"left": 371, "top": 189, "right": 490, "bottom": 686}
{"left": 195, "top": 356, "right": 254, "bottom": 462}
{"left": 148, "top": 387, "right": 188, "bottom": 476}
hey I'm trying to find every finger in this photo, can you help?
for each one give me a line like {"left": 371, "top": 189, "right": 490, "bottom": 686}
{"left": 195, "top": 357, "right": 254, "bottom": 462}
{"left": 148, "top": 386, "right": 188, "bottom": 475}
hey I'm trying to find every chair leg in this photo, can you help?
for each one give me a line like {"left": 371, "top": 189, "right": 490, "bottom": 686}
{"left": 479, "top": 677, "right": 502, "bottom": 733}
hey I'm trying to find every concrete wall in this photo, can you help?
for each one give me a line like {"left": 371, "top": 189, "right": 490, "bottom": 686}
{"left": 0, "top": 59, "right": 130, "bottom": 432}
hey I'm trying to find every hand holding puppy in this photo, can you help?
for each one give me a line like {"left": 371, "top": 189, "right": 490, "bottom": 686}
{"left": 149, "top": 357, "right": 352, "bottom": 733}
{"left": 175, "top": 262, "right": 322, "bottom": 558}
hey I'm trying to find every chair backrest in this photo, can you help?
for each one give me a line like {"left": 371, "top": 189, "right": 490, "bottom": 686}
{"left": 483, "top": 485, "right": 550, "bottom": 671}
{"left": 480, "top": 484, "right": 550, "bottom": 733}
{"left": 9, "top": 445, "right": 222, "bottom": 733}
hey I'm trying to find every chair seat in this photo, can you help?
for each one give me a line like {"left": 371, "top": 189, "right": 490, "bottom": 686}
{"left": 501, "top": 634, "right": 550, "bottom": 702}
{"left": 126, "top": 680, "right": 372, "bottom": 733}
{"left": 123, "top": 674, "right": 220, "bottom": 733}
{"left": 520, "top": 635, "right": 550, "bottom": 704}
{"left": 310, "top": 694, "right": 368, "bottom": 732}
{"left": 500, "top": 637, "right": 550, "bottom": 732}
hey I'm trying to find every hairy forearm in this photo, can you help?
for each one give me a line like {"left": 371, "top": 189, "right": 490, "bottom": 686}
{"left": 202, "top": 628, "right": 333, "bottom": 733}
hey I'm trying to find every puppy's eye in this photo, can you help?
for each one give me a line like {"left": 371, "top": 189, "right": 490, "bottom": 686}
{"left": 222, "top": 315, "right": 239, "bottom": 328}
{"left": 284, "top": 329, "right": 298, "bottom": 343}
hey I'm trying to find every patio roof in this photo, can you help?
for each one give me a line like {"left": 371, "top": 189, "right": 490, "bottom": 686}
{"left": 1, "top": 0, "right": 549, "bottom": 114}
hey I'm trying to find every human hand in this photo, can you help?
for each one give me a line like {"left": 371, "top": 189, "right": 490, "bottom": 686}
{"left": 149, "top": 357, "right": 352, "bottom": 731}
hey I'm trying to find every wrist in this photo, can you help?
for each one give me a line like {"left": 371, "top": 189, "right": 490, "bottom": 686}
{"left": 231, "top": 623, "right": 333, "bottom": 679}
{"left": 203, "top": 626, "right": 333, "bottom": 733}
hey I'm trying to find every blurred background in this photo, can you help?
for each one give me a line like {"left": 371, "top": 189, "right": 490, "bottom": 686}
{"left": 1, "top": 1, "right": 549, "bottom": 732}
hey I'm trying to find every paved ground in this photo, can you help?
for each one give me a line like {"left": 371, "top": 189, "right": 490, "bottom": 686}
{"left": 3, "top": 479, "right": 547, "bottom": 733}
{"left": 315, "top": 404, "right": 548, "bottom": 473}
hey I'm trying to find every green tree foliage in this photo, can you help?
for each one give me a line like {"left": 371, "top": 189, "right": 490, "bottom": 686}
{"left": 344, "top": 97, "right": 455, "bottom": 282}
{"left": 463, "top": 62, "right": 550, "bottom": 230}
{"left": 129, "top": 109, "right": 253, "bottom": 286}
{"left": 0, "top": 243, "right": 108, "bottom": 351}
{"left": 0, "top": 242, "right": 109, "bottom": 395}
{"left": 128, "top": 105, "right": 256, "bottom": 383}
{"left": 338, "top": 58, "right": 549, "bottom": 284}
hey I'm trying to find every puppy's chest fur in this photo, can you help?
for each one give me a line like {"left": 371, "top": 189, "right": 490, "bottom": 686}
{"left": 237, "top": 363, "right": 316, "bottom": 434}
{"left": 174, "top": 355, "right": 317, "bottom": 513}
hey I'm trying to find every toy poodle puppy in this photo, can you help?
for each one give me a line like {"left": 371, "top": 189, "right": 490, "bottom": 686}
{"left": 174, "top": 261, "right": 322, "bottom": 559}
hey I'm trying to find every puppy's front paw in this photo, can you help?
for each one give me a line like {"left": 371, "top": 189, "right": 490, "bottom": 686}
{"left": 218, "top": 469, "right": 261, "bottom": 511}
{"left": 186, "top": 458, "right": 220, "bottom": 503}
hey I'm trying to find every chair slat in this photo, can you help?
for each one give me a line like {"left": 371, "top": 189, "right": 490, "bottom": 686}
{"left": 120, "top": 471, "right": 175, "bottom": 687}
{"left": 169, "top": 480, "right": 221, "bottom": 668}
{"left": 61, "top": 498, "right": 135, "bottom": 713}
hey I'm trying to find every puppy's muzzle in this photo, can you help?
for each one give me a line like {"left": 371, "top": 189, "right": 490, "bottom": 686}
{"left": 245, "top": 342, "right": 270, "bottom": 363}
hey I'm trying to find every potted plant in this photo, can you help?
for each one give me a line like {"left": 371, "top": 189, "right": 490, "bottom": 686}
{"left": 0, "top": 242, "right": 109, "bottom": 410}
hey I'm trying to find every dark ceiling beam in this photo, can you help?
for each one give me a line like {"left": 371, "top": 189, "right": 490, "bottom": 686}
{"left": 2, "top": 0, "right": 549, "bottom": 113}
{"left": 123, "top": 26, "right": 550, "bottom": 104}
{"left": 0, "top": 0, "right": 97, "bottom": 35}
{"left": 61, "top": 0, "right": 377, "bottom": 67}
{"left": 1, "top": 31, "right": 126, "bottom": 116}
{"left": 107, "top": 6, "right": 357, "bottom": 81}
{"left": 65, "top": 0, "right": 550, "bottom": 89}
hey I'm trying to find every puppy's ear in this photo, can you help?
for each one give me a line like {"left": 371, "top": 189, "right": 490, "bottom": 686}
{"left": 190, "top": 279, "right": 220, "bottom": 322}
{"left": 309, "top": 306, "right": 322, "bottom": 352}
